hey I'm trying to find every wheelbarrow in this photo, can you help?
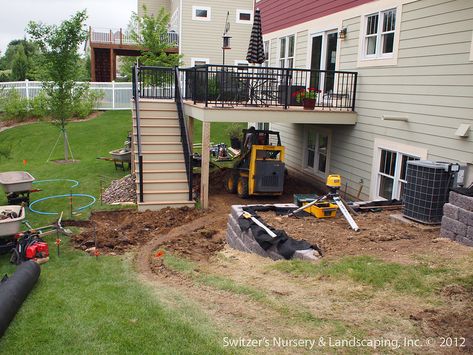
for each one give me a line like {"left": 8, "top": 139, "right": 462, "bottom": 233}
{"left": 0, "top": 205, "right": 25, "bottom": 254}
{"left": 0, "top": 171, "right": 37, "bottom": 205}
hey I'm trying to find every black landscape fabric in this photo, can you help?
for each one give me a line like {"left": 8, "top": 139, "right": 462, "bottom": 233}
{"left": 238, "top": 206, "right": 322, "bottom": 259}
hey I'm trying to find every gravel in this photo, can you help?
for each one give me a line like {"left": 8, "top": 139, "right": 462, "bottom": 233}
{"left": 102, "top": 174, "right": 136, "bottom": 204}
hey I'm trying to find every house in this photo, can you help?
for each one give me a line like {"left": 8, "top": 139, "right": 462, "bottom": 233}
{"left": 137, "top": 0, "right": 255, "bottom": 67}
{"left": 131, "top": 0, "right": 473, "bottom": 211}
{"left": 254, "top": 0, "right": 473, "bottom": 200}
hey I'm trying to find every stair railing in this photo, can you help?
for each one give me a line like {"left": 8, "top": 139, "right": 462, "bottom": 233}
{"left": 132, "top": 65, "right": 144, "bottom": 203}
{"left": 174, "top": 67, "right": 193, "bottom": 201}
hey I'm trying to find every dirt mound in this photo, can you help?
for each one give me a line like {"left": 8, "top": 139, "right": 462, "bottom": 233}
{"left": 72, "top": 207, "right": 205, "bottom": 253}
{"left": 156, "top": 228, "right": 225, "bottom": 262}
{"left": 258, "top": 210, "right": 471, "bottom": 263}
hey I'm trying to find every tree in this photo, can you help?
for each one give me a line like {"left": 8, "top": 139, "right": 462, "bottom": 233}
{"left": 11, "top": 45, "right": 28, "bottom": 80}
{"left": 27, "top": 10, "right": 88, "bottom": 161}
{"left": 0, "top": 39, "right": 42, "bottom": 80}
{"left": 120, "top": 6, "right": 181, "bottom": 80}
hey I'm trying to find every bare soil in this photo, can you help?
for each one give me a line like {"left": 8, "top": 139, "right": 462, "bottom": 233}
{"left": 69, "top": 172, "right": 473, "bottom": 352}
{"left": 71, "top": 207, "right": 206, "bottom": 253}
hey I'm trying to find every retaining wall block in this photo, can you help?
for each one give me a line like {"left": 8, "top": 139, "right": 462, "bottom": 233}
{"left": 456, "top": 235, "right": 473, "bottom": 247}
{"left": 451, "top": 192, "right": 473, "bottom": 212}
{"left": 441, "top": 216, "right": 467, "bottom": 237}
{"left": 468, "top": 226, "right": 473, "bottom": 240}
{"left": 443, "top": 203, "right": 459, "bottom": 220}
{"left": 458, "top": 208, "right": 473, "bottom": 227}
{"left": 449, "top": 191, "right": 458, "bottom": 205}
{"left": 440, "top": 228, "right": 456, "bottom": 240}
{"left": 294, "top": 249, "right": 321, "bottom": 261}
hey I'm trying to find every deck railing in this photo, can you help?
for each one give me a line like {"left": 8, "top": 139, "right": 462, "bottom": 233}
{"left": 89, "top": 27, "right": 179, "bottom": 47}
{"left": 136, "top": 65, "right": 358, "bottom": 111}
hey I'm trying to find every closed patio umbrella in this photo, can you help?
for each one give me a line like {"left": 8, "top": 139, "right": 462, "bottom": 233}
{"left": 246, "top": 8, "right": 265, "bottom": 64}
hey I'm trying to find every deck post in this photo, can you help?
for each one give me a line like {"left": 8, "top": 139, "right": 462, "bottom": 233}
{"left": 200, "top": 121, "right": 211, "bottom": 209}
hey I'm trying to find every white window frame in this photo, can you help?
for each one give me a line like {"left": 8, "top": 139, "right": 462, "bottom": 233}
{"left": 363, "top": 8, "right": 396, "bottom": 59}
{"left": 191, "top": 57, "right": 209, "bottom": 66}
{"left": 357, "top": 6, "right": 402, "bottom": 67}
{"left": 257, "top": 122, "right": 270, "bottom": 130}
{"left": 236, "top": 9, "right": 253, "bottom": 24}
{"left": 234, "top": 60, "right": 249, "bottom": 66}
{"left": 278, "top": 34, "right": 295, "bottom": 68}
{"left": 192, "top": 6, "right": 211, "bottom": 21}
{"left": 469, "top": 31, "right": 473, "bottom": 61}
{"left": 370, "top": 138, "right": 428, "bottom": 200}
{"left": 303, "top": 126, "right": 331, "bottom": 178}
{"left": 264, "top": 40, "right": 270, "bottom": 67}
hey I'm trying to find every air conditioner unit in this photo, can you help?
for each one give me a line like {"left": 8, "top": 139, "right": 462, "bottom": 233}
{"left": 403, "top": 160, "right": 458, "bottom": 224}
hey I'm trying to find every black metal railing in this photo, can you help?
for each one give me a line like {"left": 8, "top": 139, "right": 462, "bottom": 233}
{"left": 174, "top": 67, "right": 193, "bottom": 201}
{"left": 181, "top": 65, "right": 358, "bottom": 111}
{"left": 135, "top": 66, "right": 193, "bottom": 201}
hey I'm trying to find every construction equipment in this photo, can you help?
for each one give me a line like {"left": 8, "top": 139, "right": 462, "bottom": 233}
{"left": 225, "top": 128, "right": 285, "bottom": 198}
{"left": 290, "top": 174, "right": 360, "bottom": 232}
{"left": 242, "top": 211, "right": 277, "bottom": 238}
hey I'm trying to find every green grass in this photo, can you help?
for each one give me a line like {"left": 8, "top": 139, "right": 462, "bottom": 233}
{"left": 0, "top": 111, "right": 132, "bottom": 227}
{"left": 271, "top": 256, "right": 449, "bottom": 295}
{"left": 0, "top": 237, "right": 225, "bottom": 354}
{"left": 163, "top": 254, "right": 265, "bottom": 302}
{"left": 192, "top": 121, "right": 246, "bottom": 146}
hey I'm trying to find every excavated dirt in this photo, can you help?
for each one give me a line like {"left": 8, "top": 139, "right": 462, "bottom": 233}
{"left": 258, "top": 210, "right": 472, "bottom": 264}
{"left": 71, "top": 207, "right": 206, "bottom": 253}
{"left": 156, "top": 228, "right": 225, "bottom": 262}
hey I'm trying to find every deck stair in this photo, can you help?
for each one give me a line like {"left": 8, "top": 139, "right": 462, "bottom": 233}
{"left": 132, "top": 100, "right": 194, "bottom": 211}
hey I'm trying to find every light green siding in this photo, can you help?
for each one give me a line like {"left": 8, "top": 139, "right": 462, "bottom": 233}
{"left": 271, "top": 0, "right": 473, "bottom": 199}
{"left": 180, "top": 0, "right": 254, "bottom": 66}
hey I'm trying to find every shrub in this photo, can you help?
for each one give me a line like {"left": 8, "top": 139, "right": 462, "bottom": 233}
{"left": 2, "top": 89, "right": 29, "bottom": 120}
{"left": 30, "top": 90, "right": 49, "bottom": 118}
{"left": 71, "top": 89, "right": 103, "bottom": 118}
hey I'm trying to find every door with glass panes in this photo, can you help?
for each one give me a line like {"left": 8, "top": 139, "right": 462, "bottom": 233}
{"left": 377, "top": 149, "right": 419, "bottom": 200}
{"left": 305, "top": 128, "right": 329, "bottom": 177}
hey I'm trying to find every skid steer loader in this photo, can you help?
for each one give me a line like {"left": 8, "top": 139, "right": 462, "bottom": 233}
{"left": 225, "top": 127, "right": 285, "bottom": 198}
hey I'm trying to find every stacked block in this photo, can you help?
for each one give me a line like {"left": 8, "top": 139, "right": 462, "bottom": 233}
{"left": 440, "top": 191, "right": 473, "bottom": 247}
{"left": 226, "top": 204, "right": 321, "bottom": 262}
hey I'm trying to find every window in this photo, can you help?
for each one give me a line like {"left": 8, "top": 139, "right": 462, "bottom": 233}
{"left": 279, "top": 35, "right": 295, "bottom": 68}
{"left": 363, "top": 8, "right": 396, "bottom": 58}
{"left": 236, "top": 10, "right": 252, "bottom": 24}
{"left": 192, "top": 6, "right": 211, "bottom": 21}
{"left": 264, "top": 40, "right": 270, "bottom": 67}
{"left": 191, "top": 58, "right": 209, "bottom": 66}
{"left": 257, "top": 123, "right": 270, "bottom": 130}
{"left": 377, "top": 149, "right": 419, "bottom": 200}
{"left": 305, "top": 128, "right": 330, "bottom": 176}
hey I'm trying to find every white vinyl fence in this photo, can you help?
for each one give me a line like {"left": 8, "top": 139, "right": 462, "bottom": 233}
{"left": 0, "top": 80, "right": 133, "bottom": 110}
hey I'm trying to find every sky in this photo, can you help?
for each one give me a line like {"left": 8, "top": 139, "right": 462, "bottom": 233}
{"left": 0, "top": 0, "right": 136, "bottom": 54}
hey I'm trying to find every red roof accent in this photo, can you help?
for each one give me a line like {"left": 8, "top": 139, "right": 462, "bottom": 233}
{"left": 258, "top": 0, "right": 374, "bottom": 34}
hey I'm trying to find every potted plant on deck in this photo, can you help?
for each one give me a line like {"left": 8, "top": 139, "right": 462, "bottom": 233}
{"left": 293, "top": 88, "right": 320, "bottom": 110}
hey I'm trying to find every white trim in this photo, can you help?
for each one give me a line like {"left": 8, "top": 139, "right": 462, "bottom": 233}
{"left": 302, "top": 126, "right": 332, "bottom": 179}
{"left": 178, "top": 0, "right": 183, "bottom": 57}
{"left": 234, "top": 60, "right": 249, "bottom": 66}
{"left": 369, "top": 138, "right": 428, "bottom": 200}
{"left": 192, "top": 6, "right": 211, "bottom": 21}
{"left": 469, "top": 30, "right": 473, "bottom": 61}
{"left": 236, "top": 9, "right": 253, "bottom": 24}
{"left": 278, "top": 34, "right": 296, "bottom": 68}
{"left": 357, "top": 5, "right": 402, "bottom": 67}
{"left": 191, "top": 57, "right": 210, "bottom": 66}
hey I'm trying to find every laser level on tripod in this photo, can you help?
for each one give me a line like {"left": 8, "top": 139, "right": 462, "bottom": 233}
{"left": 289, "top": 175, "right": 360, "bottom": 232}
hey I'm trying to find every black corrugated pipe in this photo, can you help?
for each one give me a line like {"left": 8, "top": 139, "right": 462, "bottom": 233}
{"left": 0, "top": 261, "right": 41, "bottom": 338}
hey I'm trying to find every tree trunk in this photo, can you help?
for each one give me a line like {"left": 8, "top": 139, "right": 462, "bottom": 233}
{"left": 63, "top": 129, "right": 69, "bottom": 161}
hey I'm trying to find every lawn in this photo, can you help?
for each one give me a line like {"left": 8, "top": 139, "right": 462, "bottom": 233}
{"left": 0, "top": 111, "right": 132, "bottom": 227}
{"left": 0, "top": 111, "right": 244, "bottom": 353}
